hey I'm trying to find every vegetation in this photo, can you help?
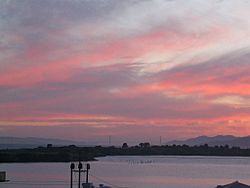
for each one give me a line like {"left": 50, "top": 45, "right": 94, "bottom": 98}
{"left": 1, "top": 143, "right": 250, "bottom": 163}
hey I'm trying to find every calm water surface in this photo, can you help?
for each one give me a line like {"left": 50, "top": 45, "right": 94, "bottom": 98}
{"left": 1, "top": 156, "right": 250, "bottom": 188}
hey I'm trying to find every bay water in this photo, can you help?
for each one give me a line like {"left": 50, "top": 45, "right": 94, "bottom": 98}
{"left": 1, "top": 156, "right": 250, "bottom": 188}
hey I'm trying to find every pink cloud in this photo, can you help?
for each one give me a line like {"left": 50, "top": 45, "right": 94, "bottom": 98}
{"left": 82, "top": 25, "right": 229, "bottom": 65}
{"left": 1, "top": 0, "right": 250, "bottom": 143}
{"left": 0, "top": 20, "right": 231, "bottom": 89}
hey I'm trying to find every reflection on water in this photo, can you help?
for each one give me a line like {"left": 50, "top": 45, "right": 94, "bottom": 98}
{"left": 1, "top": 156, "right": 250, "bottom": 188}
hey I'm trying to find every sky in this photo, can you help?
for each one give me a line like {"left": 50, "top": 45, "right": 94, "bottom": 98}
{"left": 1, "top": 0, "right": 250, "bottom": 145}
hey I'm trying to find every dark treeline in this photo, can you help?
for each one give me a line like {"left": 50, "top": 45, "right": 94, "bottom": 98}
{"left": 1, "top": 143, "right": 250, "bottom": 163}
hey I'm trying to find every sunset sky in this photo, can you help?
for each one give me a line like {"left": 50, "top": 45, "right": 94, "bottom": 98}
{"left": 1, "top": 0, "right": 250, "bottom": 145}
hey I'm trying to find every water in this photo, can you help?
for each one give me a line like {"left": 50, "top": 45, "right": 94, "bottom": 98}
{"left": 1, "top": 156, "right": 250, "bottom": 188}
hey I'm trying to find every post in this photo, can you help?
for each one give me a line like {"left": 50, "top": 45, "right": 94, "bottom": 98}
{"left": 70, "top": 163, "right": 75, "bottom": 188}
{"left": 108, "top": 135, "right": 111, "bottom": 145}
{"left": 78, "top": 162, "right": 83, "bottom": 188}
{"left": 86, "top": 163, "right": 90, "bottom": 184}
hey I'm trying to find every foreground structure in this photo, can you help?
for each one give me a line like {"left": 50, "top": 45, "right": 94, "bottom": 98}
{"left": 216, "top": 181, "right": 250, "bottom": 188}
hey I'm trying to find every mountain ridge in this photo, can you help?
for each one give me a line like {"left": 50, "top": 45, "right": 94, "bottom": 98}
{"left": 167, "top": 135, "right": 250, "bottom": 148}
{"left": 0, "top": 136, "right": 87, "bottom": 149}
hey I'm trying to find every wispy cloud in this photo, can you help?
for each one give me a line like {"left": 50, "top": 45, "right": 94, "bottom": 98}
{"left": 1, "top": 0, "right": 250, "bottom": 143}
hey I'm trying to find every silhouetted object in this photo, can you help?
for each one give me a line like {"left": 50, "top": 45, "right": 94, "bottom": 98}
{"left": 78, "top": 161, "right": 83, "bottom": 188}
{"left": 86, "top": 163, "right": 90, "bottom": 183}
{"left": 0, "top": 171, "right": 6, "bottom": 182}
{"left": 47, "top": 144, "right": 52, "bottom": 148}
{"left": 82, "top": 182, "right": 94, "bottom": 188}
{"left": 204, "top": 144, "right": 208, "bottom": 147}
{"left": 70, "top": 163, "right": 75, "bottom": 188}
{"left": 216, "top": 181, "right": 250, "bottom": 188}
{"left": 97, "top": 184, "right": 111, "bottom": 188}
{"left": 122, "top": 143, "right": 128, "bottom": 149}
{"left": 82, "top": 163, "right": 93, "bottom": 188}
{"left": 139, "top": 142, "right": 150, "bottom": 148}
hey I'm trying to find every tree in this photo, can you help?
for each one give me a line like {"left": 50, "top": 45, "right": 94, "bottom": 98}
{"left": 122, "top": 143, "right": 128, "bottom": 149}
{"left": 139, "top": 142, "right": 150, "bottom": 148}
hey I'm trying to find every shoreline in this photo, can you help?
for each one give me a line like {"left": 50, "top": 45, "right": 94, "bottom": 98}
{"left": 2, "top": 144, "right": 250, "bottom": 163}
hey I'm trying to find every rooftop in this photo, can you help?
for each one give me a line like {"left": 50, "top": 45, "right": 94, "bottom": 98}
{"left": 216, "top": 181, "right": 250, "bottom": 188}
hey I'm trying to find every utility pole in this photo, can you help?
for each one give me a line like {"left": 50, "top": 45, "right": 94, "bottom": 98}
{"left": 70, "top": 163, "right": 75, "bottom": 188}
{"left": 78, "top": 151, "right": 83, "bottom": 188}
{"left": 160, "top": 136, "right": 162, "bottom": 146}
{"left": 86, "top": 163, "right": 90, "bottom": 184}
{"left": 108, "top": 135, "right": 111, "bottom": 145}
{"left": 70, "top": 152, "right": 91, "bottom": 188}
{"left": 78, "top": 161, "right": 83, "bottom": 188}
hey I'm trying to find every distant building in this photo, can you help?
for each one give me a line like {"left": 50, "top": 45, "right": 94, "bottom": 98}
{"left": 216, "top": 181, "right": 250, "bottom": 188}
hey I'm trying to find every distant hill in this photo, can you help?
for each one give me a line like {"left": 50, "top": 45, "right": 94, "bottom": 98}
{"left": 167, "top": 135, "right": 250, "bottom": 148}
{"left": 0, "top": 136, "right": 86, "bottom": 149}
